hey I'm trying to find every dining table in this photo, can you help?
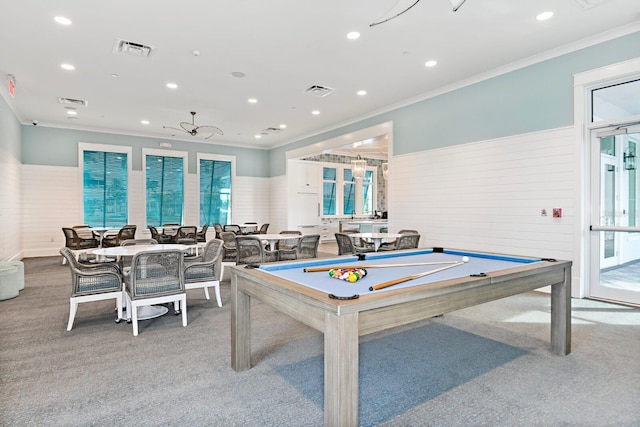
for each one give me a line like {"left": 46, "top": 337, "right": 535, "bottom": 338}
{"left": 251, "top": 233, "right": 300, "bottom": 251}
{"left": 92, "top": 244, "right": 191, "bottom": 320}
{"left": 349, "top": 232, "right": 403, "bottom": 252}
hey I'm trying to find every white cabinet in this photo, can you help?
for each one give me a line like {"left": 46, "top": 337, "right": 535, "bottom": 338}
{"left": 290, "top": 160, "right": 320, "bottom": 193}
{"left": 320, "top": 219, "right": 340, "bottom": 242}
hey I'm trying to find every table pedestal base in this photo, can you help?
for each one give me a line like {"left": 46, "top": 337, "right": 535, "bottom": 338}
{"left": 130, "top": 305, "right": 169, "bottom": 320}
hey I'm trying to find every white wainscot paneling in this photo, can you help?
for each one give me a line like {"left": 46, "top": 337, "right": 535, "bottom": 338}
{"left": 389, "top": 127, "right": 575, "bottom": 261}
{"left": 1, "top": 151, "right": 22, "bottom": 260}
{"left": 234, "top": 176, "right": 270, "bottom": 226}
{"left": 269, "top": 175, "right": 288, "bottom": 233}
{"left": 22, "top": 165, "right": 81, "bottom": 258}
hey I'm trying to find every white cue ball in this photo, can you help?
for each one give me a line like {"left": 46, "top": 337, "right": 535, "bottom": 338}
{"left": 462, "top": 256, "right": 470, "bottom": 263}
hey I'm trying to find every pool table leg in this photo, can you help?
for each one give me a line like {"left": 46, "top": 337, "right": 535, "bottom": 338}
{"left": 550, "top": 266, "right": 572, "bottom": 355}
{"left": 324, "top": 311, "right": 359, "bottom": 427}
{"left": 231, "top": 277, "right": 252, "bottom": 371}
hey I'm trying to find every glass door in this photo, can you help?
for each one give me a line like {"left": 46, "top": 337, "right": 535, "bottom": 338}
{"left": 590, "top": 125, "right": 640, "bottom": 305}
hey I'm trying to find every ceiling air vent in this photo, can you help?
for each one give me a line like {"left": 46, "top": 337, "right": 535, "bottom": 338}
{"left": 261, "top": 127, "right": 283, "bottom": 134}
{"left": 573, "top": 0, "right": 610, "bottom": 9}
{"left": 305, "top": 85, "right": 334, "bottom": 97}
{"left": 57, "top": 97, "right": 88, "bottom": 107}
{"left": 113, "top": 39, "right": 153, "bottom": 57}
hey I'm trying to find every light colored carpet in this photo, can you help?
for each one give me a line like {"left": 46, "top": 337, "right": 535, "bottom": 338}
{"left": 1, "top": 255, "right": 639, "bottom": 426}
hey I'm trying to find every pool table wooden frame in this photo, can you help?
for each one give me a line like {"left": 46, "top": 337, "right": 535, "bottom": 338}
{"left": 230, "top": 249, "right": 572, "bottom": 427}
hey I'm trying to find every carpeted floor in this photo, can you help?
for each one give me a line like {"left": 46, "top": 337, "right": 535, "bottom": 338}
{"left": 1, "top": 255, "right": 640, "bottom": 426}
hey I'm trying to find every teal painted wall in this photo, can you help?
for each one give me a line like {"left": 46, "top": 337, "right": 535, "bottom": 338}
{"left": 271, "top": 31, "right": 640, "bottom": 176}
{"left": 21, "top": 126, "right": 270, "bottom": 177}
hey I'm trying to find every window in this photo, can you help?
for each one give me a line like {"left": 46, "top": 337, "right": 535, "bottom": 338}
{"left": 322, "top": 167, "right": 337, "bottom": 215}
{"left": 362, "top": 170, "right": 374, "bottom": 215}
{"left": 199, "top": 158, "right": 232, "bottom": 226}
{"left": 145, "top": 153, "right": 185, "bottom": 226}
{"left": 344, "top": 169, "right": 356, "bottom": 216}
{"left": 81, "top": 145, "right": 129, "bottom": 227}
{"left": 320, "top": 163, "right": 377, "bottom": 216}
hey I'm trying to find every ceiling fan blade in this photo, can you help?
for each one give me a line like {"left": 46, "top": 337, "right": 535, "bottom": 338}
{"left": 197, "top": 125, "right": 224, "bottom": 139}
{"left": 162, "top": 125, "right": 187, "bottom": 133}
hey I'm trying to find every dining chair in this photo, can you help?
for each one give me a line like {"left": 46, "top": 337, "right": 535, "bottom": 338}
{"left": 102, "top": 225, "right": 137, "bottom": 248}
{"left": 123, "top": 249, "right": 187, "bottom": 336}
{"left": 148, "top": 226, "right": 173, "bottom": 244}
{"left": 60, "top": 247, "right": 124, "bottom": 331}
{"left": 223, "top": 224, "right": 242, "bottom": 235}
{"left": 295, "top": 234, "right": 321, "bottom": 259}
{"left": 119, "top": 239, "right": 158, "bottom": 270}
{"left": 72, "top": 225, "right": 95, "bottom": 239}
{"left": 279, "top": 234, "right": 320, "bottom": 260}
{"left": 212, "top": 223, "right": 223, "bottom": 239}
{"left": 394, "top": 233, "right": 421, "bottom": 250}
{"left": 276, "top": 231, "right": 302, "bottom": 261}
{"left": 335, "top": 233, "right": 373, "bottom": 255}
{"left": 196, "top": 224, "right": 209, "bottom": 242}
{"left": 236, "top": 236, "right": 278, "bottom": 265}
{"left": 61, "top": 227, "right": 100, "bottom": 264}
{"left": 379, "top": 230, "right": 420, "bottom": 251}
{"left": 220, "top": 231, "right": 238, "bottom": 262}
{"left": 177, "top": 239, "right": 224, "bottom": 313}
{"left": 249, "top": 223, "right": 270, "bottom": 235}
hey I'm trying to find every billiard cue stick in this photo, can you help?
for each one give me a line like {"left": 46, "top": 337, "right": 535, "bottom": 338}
{"left": 368, "top": 262, "right": 464, "bottom": 291}
{"left": 304, "top": 260, "right": 459, "bottom": 273}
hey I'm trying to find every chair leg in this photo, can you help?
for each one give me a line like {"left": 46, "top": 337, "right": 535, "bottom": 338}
{"left": 131, "top": 302, "right": 139, "bottom": 336}
{"left": 67, "top": 298, "right": 78, "bottom": 331}
{"left": 115, "top": 293, "right": 123, "bottom": 323}
{"left": 203, "top": 287, "right": 210, "bottom": 300}
{"left": 180, "top": 295, "right": 187, "bottom": 327}
{"left": 214, "top": 283, "right": 222, "bottom": 307}
{"left": 174, "top": 301, "right": 181, "bottom": 315}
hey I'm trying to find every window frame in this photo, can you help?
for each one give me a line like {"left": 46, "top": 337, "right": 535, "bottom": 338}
{"left": 78, "top": 142, "right": 132, "bottom": 227}
{"left": 320, "top": 162, "right": 377, "bottom": 217}
{"left": 196, "top": 152, "right": 236, "bottom": 226}
{"left": 143, "top": 148, "right": 188, "bottom": 227}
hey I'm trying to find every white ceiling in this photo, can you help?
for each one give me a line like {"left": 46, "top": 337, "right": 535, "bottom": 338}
{"left": 1, "top": 0, "right": 640, "bottom": 150}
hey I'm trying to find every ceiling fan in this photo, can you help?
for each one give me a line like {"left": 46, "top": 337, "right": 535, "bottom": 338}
{"left": 163, "top": 111, "right": 223, "bottom": 139}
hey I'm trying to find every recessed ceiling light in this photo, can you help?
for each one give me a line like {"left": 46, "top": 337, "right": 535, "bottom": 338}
{"left": 67, "top": 110, "right": 77, "bottom": 115}
{"left": 347, "top": 31, "right": 360, "bottom": 40}
{"left": 425, "top": 60, "right": 438, "bottom": 67}
{"left": 248, "top": 98, "right": 257, "bottom": 104}
{"left": 255, "top": 134, "right": 262, "bottom": 139}
{"left": 279, "top": 124, "right": 287, "bottom": 129}
{"left": 166, "top": 83, "right": 178, "bottom": 89}
{"left": 536, "top": 11, "right": 554, "bottom": 21}
{"left": 54, "top": 16, "right": 72, "bottom": 25}
{"left": 111, "top": 73, "right": 119, "bottom": 78}
{"left": 312, "top": 110, "right": 320, "bottom": 115}
{"left": 357, "top": 90, "right": 367, "bottom": 96}
{"left": 61, "top": 63, "right": 75, "bottom": 70}
{"left": 231, "top": 71, "right": 246, "bottom": 78}
{"left": 141, "top": 120, "right": 150, "bottom": 125}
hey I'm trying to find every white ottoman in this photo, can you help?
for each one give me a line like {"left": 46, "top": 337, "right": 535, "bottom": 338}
{"left": 6, "top": 261, "right": 24, "bottom": 291}
{"left": 0, "top": 264, "right": 19, "bottom": 300}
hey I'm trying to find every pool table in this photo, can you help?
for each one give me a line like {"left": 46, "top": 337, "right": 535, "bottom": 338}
{"left": 230, "top": 248, "right": 572, "bottom": 427}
